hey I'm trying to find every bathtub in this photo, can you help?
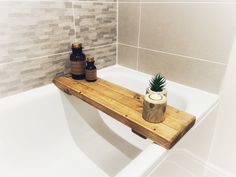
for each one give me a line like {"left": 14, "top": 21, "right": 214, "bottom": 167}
{"left": 0, "top": 65, "right": 218, "bottom": 177}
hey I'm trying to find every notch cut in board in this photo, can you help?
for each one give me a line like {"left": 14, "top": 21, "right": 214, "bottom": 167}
{"left": 53, "top": 74, "right": 196, "bottom": 149}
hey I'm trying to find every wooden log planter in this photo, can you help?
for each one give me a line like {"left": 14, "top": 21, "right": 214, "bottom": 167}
{"left": 142, "top": 93, "right": 167, "bottom": 123}
{"left": 53, "top": 74, "right": 196, "bottom": 149}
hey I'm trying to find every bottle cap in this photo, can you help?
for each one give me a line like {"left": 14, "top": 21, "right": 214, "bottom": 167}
{"left": 87, "top": 56, "right": 95, "bottom": 62}
{"left": 72, "top": 42, "right": 82, "bottom": 49}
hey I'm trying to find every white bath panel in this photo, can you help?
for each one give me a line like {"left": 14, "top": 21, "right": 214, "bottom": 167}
{"left": 203, "top": 169, "right": 224, "bottom": 177}
{"left": 148, "top": 161, "right": 196, "bottom": 177}
{"left": 147, "top": 150, "right": 231, "bottom": 177}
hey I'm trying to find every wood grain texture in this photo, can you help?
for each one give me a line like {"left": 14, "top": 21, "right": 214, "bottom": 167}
{"left": 53, "top": 74, "right": 196, "bottom": 149}
{"left": 143, "top": 98, "right": 167, "bottom": 123}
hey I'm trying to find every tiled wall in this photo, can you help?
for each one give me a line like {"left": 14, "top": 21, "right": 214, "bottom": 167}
{"left": 118, "top": 1, "right": 236, "bottom": 93}
{"left": 0, "top": 1, "right": 117, "bottom": 98}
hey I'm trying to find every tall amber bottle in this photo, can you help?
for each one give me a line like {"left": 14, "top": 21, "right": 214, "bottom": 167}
{"left": 70, "top": 42, "right": 86, "bottom": 80}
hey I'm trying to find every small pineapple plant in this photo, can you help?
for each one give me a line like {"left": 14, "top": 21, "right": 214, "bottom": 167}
{"left": 146, "top": 73, "right": 167, "bottom": 96}
{"left": 143, "top": 73, "right": 167, "bottom": 123}
{"left": 150, "top": 74, "right": 166, "bottom": 92}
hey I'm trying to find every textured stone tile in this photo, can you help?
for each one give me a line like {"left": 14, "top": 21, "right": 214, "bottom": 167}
{"left": 74, "top": 2, "right": 117, "bottom": 48}
{"left": 0, "top": 1, "right": 74, "bottom": 64}
{"left": 0, "top": 53, "right": 70, "bottom": 98}
{"left": 0, "top": 44, "right": 116, "bottom": 98}
{"left": 0, "top": 1, "right": 117, "bottom": 98}
{"left": 84, "top": 44, "right": 116, "bottom": 69}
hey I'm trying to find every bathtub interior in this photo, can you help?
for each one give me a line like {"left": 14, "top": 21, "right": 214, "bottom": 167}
{"left": 0, "top": 87, "right": 99, "bottom": 176}
{"left": 0, "top": 84, "right": 153, "bottom": 177}
{"left": 60, "top": 91, "right": 153, "bottom": 176}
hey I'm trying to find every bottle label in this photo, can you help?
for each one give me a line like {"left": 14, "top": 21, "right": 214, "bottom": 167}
{"left": 71, "top": 61, "right": 85, "bottom": 75}
{"left": 86, "top": 69, "right": 97, "bottom": 81}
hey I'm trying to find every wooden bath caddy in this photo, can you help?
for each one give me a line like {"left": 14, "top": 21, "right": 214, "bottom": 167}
{"left": 53, "top": 74, "right": 196, "bottom": 149}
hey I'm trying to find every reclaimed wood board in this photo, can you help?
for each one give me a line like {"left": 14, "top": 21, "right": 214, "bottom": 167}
{"left": 53, "top": 74, "right": 196, "bottom": 149}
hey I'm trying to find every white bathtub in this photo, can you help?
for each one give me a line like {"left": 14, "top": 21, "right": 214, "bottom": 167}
{"left": 0, "top": 65, "right": 218, "bottom": 177}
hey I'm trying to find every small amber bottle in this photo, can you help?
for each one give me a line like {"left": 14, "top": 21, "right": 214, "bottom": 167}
{"left": 85, "top": 56, "right": 97, "bottom": 82}
{"left": 70, "top": 42, "right": 86, "bottom": 80}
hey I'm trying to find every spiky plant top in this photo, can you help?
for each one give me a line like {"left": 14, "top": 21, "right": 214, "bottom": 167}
{"left": 149, "top": 74, "right": 166, "bottom": 92}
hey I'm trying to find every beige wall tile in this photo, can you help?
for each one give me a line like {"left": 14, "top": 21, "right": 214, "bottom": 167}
{"left": 118, "top": 3, "right": 140, "bottom": 46}
{"left": 119, "top": 0, "right": 140, "bottom": 2}
{"left": 140, "top": 3, "right": 236, "bottom": 64}
{"left": 118, "top": 44, "right": 138, "bottom": 69}
{"left": 138, "top": 48, "right": 226, "bottom": 93}
{"left": 74, "top": 0, "right": 116, "bottom": 2}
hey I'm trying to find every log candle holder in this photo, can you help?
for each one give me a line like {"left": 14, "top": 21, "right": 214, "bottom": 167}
{"left": 142, "top": 93, "right": 167, "bottom": 123}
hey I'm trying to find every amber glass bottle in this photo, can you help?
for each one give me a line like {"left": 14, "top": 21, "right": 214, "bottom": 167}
{"left": 70, "top": 42, "right": 86, "bottom": 80}
{"left": 85, "top": 56, "right": 97, "bottom": 82}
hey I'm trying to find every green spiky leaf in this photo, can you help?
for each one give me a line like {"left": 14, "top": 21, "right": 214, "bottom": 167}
{"left": 149, "top": 73, "right": 166, "bottom": 92}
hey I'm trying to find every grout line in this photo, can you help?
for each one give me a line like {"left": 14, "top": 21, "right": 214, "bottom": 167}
{"left": 118, "top": 42, "right": 227, "bottom": 66}
{"left": 136, "top": 1, "right": 142, "bottom": 71}
{"left": 72, "top": 1, "right": 117, "bottom": 3}
{"left": 117, "top": 2, "right": 236, "bottom": 4}
{"left": 118, "top": 42, "right": 138, "bottom": 48}
{"left": 72, "top": 1, "right": 77, "bottom": 42}
{"left": 116, "top": 0, "right": 119, "bottom": 64}
{"left": 1, "top": 0, "right": 235, "bottom": 4}
{"left": 6, "top": 0, "right": 235, "bottom": 4}
{"left": 0, "top": 51, "right": 70, "bottom": 67}
{"left": 84, "top": 43, "right": 117, "bottom": 50}
{"left": 0, "top": 1, "right": 117, "bottom": 10}
{"left": 118, "top": 1, "right": 140, "bottom": 4}
{"left": 140, "top": 46, "right": 227, "bottom": 66}
{"left": 0, "top": 43, "right": 117, "bottom": 67}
